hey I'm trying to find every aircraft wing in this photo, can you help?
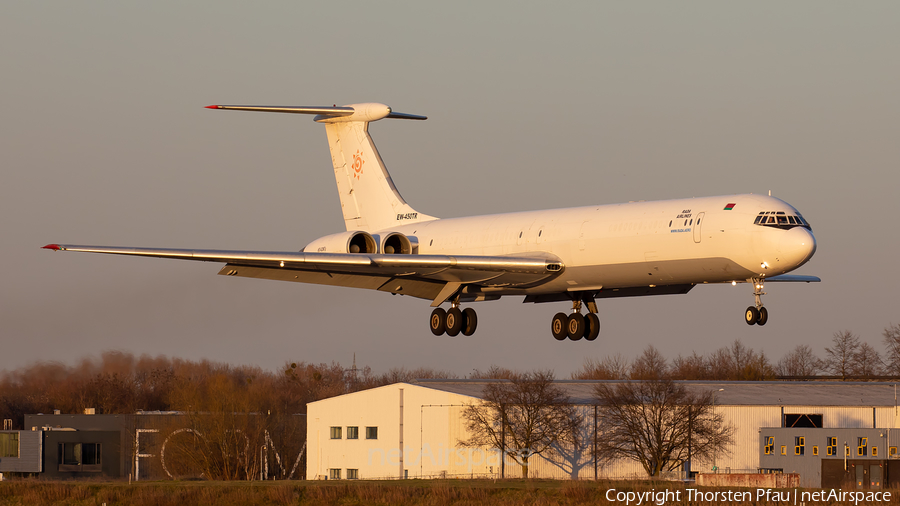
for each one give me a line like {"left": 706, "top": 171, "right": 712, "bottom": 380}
{"left": 42, "top": 244, "right": 564, "bottom": 305}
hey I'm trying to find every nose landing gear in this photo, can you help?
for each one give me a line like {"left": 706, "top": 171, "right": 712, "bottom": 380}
{"left": 744, "top": 278, "right": 769, "bottom": 326}
{"left": 552, "top": 299, "right": 600, "bottom": 341}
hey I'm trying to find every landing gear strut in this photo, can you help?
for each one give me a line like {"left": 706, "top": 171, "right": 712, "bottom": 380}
{"left": 552, "top": 298, "right": 600, "bottom": 341}
{"left": 430, "top": 303, "right": 477, "bottom": 336}
{"left": 744, "top": 278, "right": 769, "bottom": 326}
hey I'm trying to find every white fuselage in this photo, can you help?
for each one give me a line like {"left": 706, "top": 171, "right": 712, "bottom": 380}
{"left": 364, "top": 193, "right": 816, "bottom": 296}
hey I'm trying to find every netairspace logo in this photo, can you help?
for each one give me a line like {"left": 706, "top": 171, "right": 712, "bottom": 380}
{"left": 604, "top": 488, "right": 893, "bottom": 505}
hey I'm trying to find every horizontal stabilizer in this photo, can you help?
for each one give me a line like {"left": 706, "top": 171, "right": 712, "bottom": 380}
{"left": 205, "top": 103, "right": 426, "bottom": 122}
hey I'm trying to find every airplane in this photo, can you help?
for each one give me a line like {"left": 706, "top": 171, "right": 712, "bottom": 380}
{"left": 43, "top": 102, "right": 819, "bottom": 341}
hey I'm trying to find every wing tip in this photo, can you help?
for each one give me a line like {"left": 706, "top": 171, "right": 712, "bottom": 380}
{"left": 42, "top": 244, "right": 62, "bottom": 251}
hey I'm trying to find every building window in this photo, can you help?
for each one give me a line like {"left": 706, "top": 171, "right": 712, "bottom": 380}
{"left": 0, "top": 433, "right": 19, "bottom": 458}
{"left": 764, "top": 436, "right": 774, "bottom": 455}
{"left": 890, "top": 446, "right": 897, "bottom": 457}
{"left": 872, "top": 446, "right": 878, "bottom": 457}
{"left": 780, "top": 445, "right": 786, "bottom": 456}
{"left": 330, "top": 427, "right": 342, "bottom": 439}
{"left": 347, "top": 426, "right": 359, "bottom": 439}
{"left": 827, "top": 437, "right": 836, "bottom": 456}
{"left": 784, "top": 414, "right": 823, "bottom": 428}
{"left": 329, "top": 468, "right": 341, "bottom": 480}
{"left": 795, "top": 436, "right": 805, "bottom": 456}
{"left": 813, "top": 446, "right": 819, "bottom": 456}
{"left": 858, "top": 437, "right": 868, "bottom": 457}
{"left": 347, "top": 468, "right": 358, "bottom": 480}
{"left": 366, "top": 426, "right": 378, "bottom": 440}
{"left": 58, "top": 442, "right": 101, "bottom": 472}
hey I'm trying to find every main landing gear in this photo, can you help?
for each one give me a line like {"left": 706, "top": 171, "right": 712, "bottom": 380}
{"left": 744, "top": 277, "right": 769, "bottom": 326}
{"left": 430, "top": 304, "right": 478, "bottom": 337}
{"left": 551, "top": 299, "right": 600, "bottom": 342}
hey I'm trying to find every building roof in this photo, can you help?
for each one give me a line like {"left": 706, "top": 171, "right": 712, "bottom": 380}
{"left": 412, "top": 380, "right": 900, "bottom": 407}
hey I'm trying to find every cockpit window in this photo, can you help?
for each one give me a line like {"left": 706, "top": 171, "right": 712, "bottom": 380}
{"left": 755, "top": 211, "right": 811, "bottom": 230}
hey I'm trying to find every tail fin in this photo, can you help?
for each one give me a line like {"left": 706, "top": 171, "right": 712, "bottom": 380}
{"left": 206, "top": 103, "right": 437, "bottom": 232}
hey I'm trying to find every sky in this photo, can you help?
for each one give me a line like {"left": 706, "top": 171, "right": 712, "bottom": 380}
{"left": 3, "top": 2, "right": 899, "bottom": 377}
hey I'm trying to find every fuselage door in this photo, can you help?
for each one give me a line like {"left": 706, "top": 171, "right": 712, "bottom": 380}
{"left": 693, "top": 212, "right": 705, "bottom": 243}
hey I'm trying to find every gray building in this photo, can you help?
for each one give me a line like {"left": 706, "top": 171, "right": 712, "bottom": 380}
{"left": 759, "top": 427, "right": 900, "bottom": 488}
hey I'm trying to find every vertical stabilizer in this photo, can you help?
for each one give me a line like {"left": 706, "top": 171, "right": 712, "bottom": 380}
{"left": 206, "top": 103, "right": 437, "bottom": 232}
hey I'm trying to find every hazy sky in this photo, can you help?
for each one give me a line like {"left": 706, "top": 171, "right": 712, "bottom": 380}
{"left": 3, "top": 2, "right": 899, "bottom": 376}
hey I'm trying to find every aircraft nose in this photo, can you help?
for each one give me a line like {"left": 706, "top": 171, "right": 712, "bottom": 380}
{"left": 778, "top": 226, "right": 816, "bottom": 267}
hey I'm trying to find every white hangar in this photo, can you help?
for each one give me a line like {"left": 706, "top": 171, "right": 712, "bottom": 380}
{"left": 305, "top": 380, "right": 900, "bottom": 488}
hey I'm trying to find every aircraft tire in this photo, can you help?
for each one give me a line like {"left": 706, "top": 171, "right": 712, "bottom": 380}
{"left": 567, "top": 313, "right": 585, "bottom": 341}
{"left": 757, "top": 307, "right": 768, "bottom": 326}
{"left": 446, "top": 308, "right": 463, "bottom": 337}
{"left": 430, "top": 308, "right": 447, "bottom": 336}
{"left": 585, "top": 313, "right": 600, "bottom": 341}
{"left": 462, "top": 308, "right": 478, "bottom": 336}
{"left": 744, "top": 306, "right": 759, "bottom": 325}
{"left": 551, "top": 313, "right": 568, "bottom": 340}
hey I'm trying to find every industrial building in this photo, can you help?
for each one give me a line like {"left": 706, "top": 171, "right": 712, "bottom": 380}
{"left": 306, "top": 380, "right": 900, "bottom": 488}
{"left": 0, "top": 412, "right": 304, "bottom": 481}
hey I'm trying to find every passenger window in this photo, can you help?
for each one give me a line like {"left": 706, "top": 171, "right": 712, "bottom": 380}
{"left": 689, "top": 219, "right": 693, "bottom": 225}
{"left": 669, "top": 220, "right": 672, "bottom": 227}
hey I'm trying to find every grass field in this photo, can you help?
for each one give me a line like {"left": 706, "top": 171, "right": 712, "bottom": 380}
{"left": 0, "top": 479, "right": 897, "bottom": 506}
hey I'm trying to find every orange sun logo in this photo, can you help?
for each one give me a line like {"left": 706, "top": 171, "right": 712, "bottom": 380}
{"left": 351, "top": 150, "right": 365, "bottom": 179}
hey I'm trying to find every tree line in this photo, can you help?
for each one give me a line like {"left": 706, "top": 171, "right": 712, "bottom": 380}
{"left": 572, "top": 324, "right": 900, "bottom": 381}
{"left": 0, "top": 351, "right": 458, "bottom": 430}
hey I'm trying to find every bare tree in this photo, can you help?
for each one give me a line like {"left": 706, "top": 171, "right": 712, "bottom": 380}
{"left": 882, "top": 324, "right": 900, "bottom": 376}
{"left": 594, "top": 380, "right": 733, "bottom": 477}
{"left": 853, "top": 342, "right": 883, "bottom": 377}
{"left": 705, "top": 340, "right": 774, "bottom": 380}
{"left": 469, "top": 365, "right": 519, "bottom": 379}
{"left": 670, "top": 352, "right": 710, "bottom": 380}
{"left": 824, "top": 331, "right": 861, "bottom": 379}
{"left": 776, "top": 344, "right": 821, "bottom": 377}
{"left": 459, "top": 371, "right": 579, "bottom": 478}
{"left": 629, "top": 345, "right": 669, "bottom": 380}
{"left": 572, "top": 354, "right": 630, "bottom": 380}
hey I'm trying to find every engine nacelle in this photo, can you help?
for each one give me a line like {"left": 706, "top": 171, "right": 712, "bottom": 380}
{"left": 303, "top": 231, "right": 377, "bottom": 254}
{"left": 380, "top": 232, "right": 416, "bottom": 255}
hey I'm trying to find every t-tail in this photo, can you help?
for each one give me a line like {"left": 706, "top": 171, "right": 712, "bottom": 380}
{"left": 206, "top": 103, "right": 437, "bottom": 232}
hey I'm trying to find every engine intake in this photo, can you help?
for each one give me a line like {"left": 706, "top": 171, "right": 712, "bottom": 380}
{"left": 381, "top": 233, "right": 414, "bottom": 255}
{"left": 303, "top": 231, "right": 377, "bottom": 254}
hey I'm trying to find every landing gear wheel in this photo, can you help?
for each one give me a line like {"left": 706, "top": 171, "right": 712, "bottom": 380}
{"left": 445, "top": 307, "right": 463, "bottom": 336}
{"left": 462, "top": 308, "right": 478, "bottom": 336}
{"left": 567, "top": 313, "right": 586, "bottom": 341}
{"left": 585, "top": 313, "right": 600, "bottom": 341}
{"left": 551, "top": 313, "right": 568, "bottom": 340}
{"left": 744, "top": 306, "right": 759, "bottom": 325}
{"left": 430, "top": 308, "right": 446, "bottom": 336}
{"left": 757, "top": 307, "right": 768, "bottom": 326}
